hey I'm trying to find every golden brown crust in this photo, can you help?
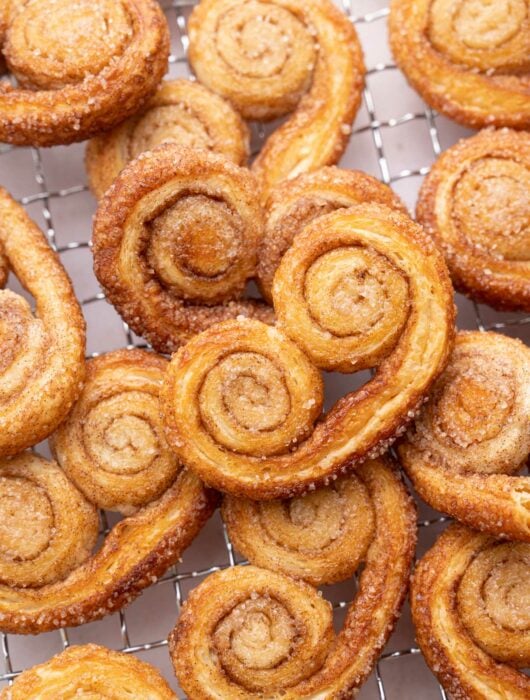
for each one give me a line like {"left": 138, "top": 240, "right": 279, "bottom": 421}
{"left": 0, "top": 188, "right": 86, "bottom": 457}
{"left": 86, "top": 79, "right": 250, "bottom": 199}
{"left": 188, "top": 0, "right": 365, "bottom": 200}
{"left": 0, "top": 644, "right": 176, "bottom": 699}
{"left": 0, "top": 465, "right": 217, "bottom": 634}
{"left": 398, "top": 331, "right": 530, "bottom": 542}
{"left": 170, "top": 457, "right": 417, "bottom": 699}
{"left": 161, "top": 203, "right": 455, "bottom": 499}
{"left": 258, "top": 166, "right": 407, "bottom": 303}
{"left": 223, "top": 472, "right": 375, "bottom": 586}
{"left": 389, "top": 0, "right": 530, "bottom": 131}
{"left": 417, "top": 128, "right": 530, "bottom": 311}
{"left": 0, "top": 0, "right": 169, "bottom": 146}
{"left": 0, "top": 453, "right": 98, "bottom": 589}
{"left": 411, "top": 525, "right": 530, "bottom": 699}
{"left": 92, "top": 144, "right": 274, "bottom": 354}
{"left": 50, "top": 349, "right": 181, "bottom": 515}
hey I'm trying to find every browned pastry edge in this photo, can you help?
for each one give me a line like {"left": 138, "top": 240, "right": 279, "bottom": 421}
{"left": 0, "top": 644, "right": 176, "bottom": 698}
{"left": 0, "top": 469, "right": 218, "bottom": 634}
{"left": 411, "top": 525, "right": 530, "bottom": 699}
{"left": 0, "top": 188, "right": 86, "bottom": 457}
{"left": 417, "top": 128, "right": 530, "bottom": 312}
{"left": 0, "top": 0, "right": 170, "bottom": 146}
{"left": 85, "top": 78, "right": 250, "bottom": 199}
{"left": 188, "top": 0, "right": 365, "bottom": 200}
{"left": 389, "top": 0, "right": 530, "bottom": 130}
{"left": 398, "top": 331, "right": 530, "bottom": 542}
{"left": 169, "top": 457, "right": 417, "bottom": 699}
{"left": 92, "top": 143, "right": 274, "bottom": 354}
{"left": 258, "top": 166, "right": 407, "bottom": 303}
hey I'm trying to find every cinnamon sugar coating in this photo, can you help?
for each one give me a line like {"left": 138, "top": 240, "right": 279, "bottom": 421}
{"left": 0, "top": 188, "right": 85, "bottom": 457}
{"left": 399, "top": 331, "right": 530, "bottom": 542}
{"left": 161, "top": 203, "right": 455, "bottom": 499}
{"left": 170, "top": 457, "right": 416, "bottom": 699}
{"left": 92, "top": 144, "right": 273, "bottom": 354}
{"left": 86, "top": 79, "right": 250, "bottom": 199}
{"left": 0, "top": 0, "right": 170, "bottom": 146}
{"left": 412, "top": 525, "right": 530, "bottom": 699}
{"left": 0, "top": 455, "right": 217, "bottom": 634}
{"left": 0, "top": 453, "right": 98, "bottom": 589}
{"left": 417, "top": 128, "right": 530, "bottom": 311}
{"left": 389, "top": 0, "right": 530, "bottom": 130}
{"left": 188, "top": 0, "right": 365, "bottom": 199}
{"left": 1, "top": 644, "right": 176, "bottom": 699}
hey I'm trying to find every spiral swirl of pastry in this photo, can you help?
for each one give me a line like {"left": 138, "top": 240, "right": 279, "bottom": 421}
{"left": 162, "top": 203, "right": 455, "bottom": 498}
{"left": 417, "top": 128, "right": 530, "bottom": 311}
{"left": 93, "top": 144, "right": 274, "bottom": 354}
{"left": 0, "top": 453, "right": 98, "bottom": 589}
{"left": 223, "top": 469, "right": 375, "bottom": 587}
{"left": 0, "top": 459, "right": 216, "bottom": 634}
{"left": 389, "top": 0, "right": 530, "bottom": 130}
{"left": 0, "top": 0, "right": 169, "bottom": 146}
{"left": 188, "top": 0, "right": 365, "bottom": 199}
{"left": 399, "top": 331, "right": 530, "bottom": 542}
{"left": 258, "top": 166, "right": 407, "bottom": 303}
{"left": 0, "top": 189, "right": 85, "bottom": 458}
{"left": 50, "top": 349, "right": 181, "bottom": 515}
{"left": 86, "top": 79, "right": 250, "bottom": 199}
{"left": 412, "top": 525, "right": 530, "bottom": 699}
{"left": 1, "top": 644, "right": 176, "bottom": 699}
{"left": 170, "top": 457, "right": 417, "bottom": 699}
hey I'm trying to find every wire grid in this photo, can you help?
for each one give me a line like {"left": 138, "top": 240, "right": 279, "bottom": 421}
{"left": 0, "top": 1, "right": 529, "bottom": 697}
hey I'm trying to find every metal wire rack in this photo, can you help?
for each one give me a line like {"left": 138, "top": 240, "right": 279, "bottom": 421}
{"left": 0, "top": 1, "right": 529, "bottom": 697}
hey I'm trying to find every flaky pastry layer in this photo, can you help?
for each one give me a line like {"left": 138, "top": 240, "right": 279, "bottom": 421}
{"left": 170, "top": 458, "right": 416, "bottom": 699}
{"left": 86, "top": 79, "right": 250, "bottom": 199}
{"left": 399, "top": 331, "right": 530, "bottom": 542}
{"left": 389, "top": 0, "right": 530, "bottom": 130}
{"left": 0, "top": 188, "right": 85, "bottom": 457}
{"left": 188, "top": 0, "right": 365, "bottom": 199}
{"left": 50, "top": 349, "right": 181, "bottom": 515}
{"left": 417, "top": 128, "right": 530, "bottom": 311}
{"left": 412, "top": 525, "right": 530, "bottom": 699}
{"left": 0, "top": 644, "right": 176, "bottom": 699}
{"left": 0, "top": 0, "right": 169, "bottom": 146}
{"left": 161, "top": 203, "right": 455, "bottom": 499}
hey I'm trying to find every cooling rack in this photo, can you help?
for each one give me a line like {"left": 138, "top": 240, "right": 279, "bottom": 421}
{"left": 1, "top": 1, "right": 529, "bottom": 697}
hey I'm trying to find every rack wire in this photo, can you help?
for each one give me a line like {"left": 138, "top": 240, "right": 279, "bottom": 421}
{"left": 0, "top": 1, "right": 528, "bottom": 697}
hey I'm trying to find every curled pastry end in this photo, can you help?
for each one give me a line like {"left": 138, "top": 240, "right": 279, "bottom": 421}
{"left": 389, "top": 0, "right": 530, "bottom": 129}
{"left": 162, "top": 203, "right": 455, "bottom": 498}
{"left": 50, "top": 349, "right": 181, "bottom": 515}
{"left": 189, "top": 0, "right": 365, "bottom": 198}
{"left": 412, "top": 525, "right": 530, "bottom": 698}
{"left": 92, "top": 143, "right": 273, "bottom": 354}
{"left": 0, "top": 644, "right": 176, "bottom": 699}
{"left": 170, "top": 457, "right": 417, "bottom": 699}
{"left": 86, "top": 79, "right": 250, "bottom": 199}
{"left": 399, "top": 330, "right": 530, "bottom": 542}
{"left": 0, "top": 0, "right": 170, "bottom": 146}
{"left": 258, "top": 166, "right": 407, "bottom": 304}
{"left": 0, "top": 188, "right": 86, "bottom": 457}
{"left": 417, "top": 127, "right": 530, "bottom": 312}
{"left": 0, "top": 451, "right": 217, "bottom": 634}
